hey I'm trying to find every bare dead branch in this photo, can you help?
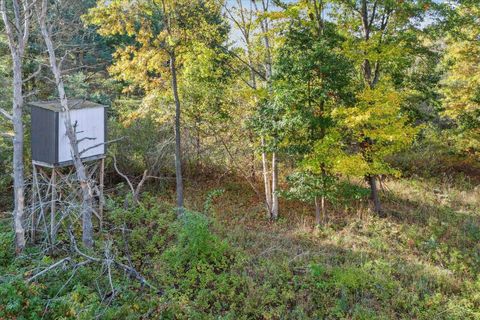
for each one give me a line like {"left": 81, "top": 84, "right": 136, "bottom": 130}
{"left": 23, "top": 63, "right": 42, "bottom": 83}
{"left": 23, "top": 89, "right": 39, "bottom": 99}
{"left": 0, "top": 107, "right": 13, "bottom": 121}
{"left": 218, "top": 45, "right": 267, "bottom": 81}
{"left": 112, "top": 155, "right": 159, "bottom": 204}
{"left": 27, "top": 257, "right": 71, "bottom": 282}
{"left": 79, "top": 137, "right": 124, "bottom": 156}
{"left": 133, "top": 170, "right": 149, "bottom": 202}
{"left": 77, "top": 136, "right": 97, "bottom": 144}
{"left": 112, "top": 154, "right": 135, "bottom": 196}
{"left": 68, "top": 228, "right": 159, "bottom": 292}
{"left": 0, "top": 132, "right": 14, "bottom": 139}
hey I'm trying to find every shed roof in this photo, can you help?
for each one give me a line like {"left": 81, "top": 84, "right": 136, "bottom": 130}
{"left": 29, "top": 99, "right": 106, "bottom": 112}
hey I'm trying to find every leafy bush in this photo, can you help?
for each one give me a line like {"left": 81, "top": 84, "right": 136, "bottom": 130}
{"left": 0, "top": 228, "right": 14, "bottom": 266}
{"left": 158, "top": 211, "right": 247, "bottom": 317}
{"left": 107, "top": 194, "right": 176, "bottom": 262}
{"left": 0, "top": 277, "right": 44, "bottom": 319}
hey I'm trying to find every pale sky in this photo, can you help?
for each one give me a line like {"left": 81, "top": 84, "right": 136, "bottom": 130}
{"left": 225, "top": 0, "right": 447, "bottom": 48}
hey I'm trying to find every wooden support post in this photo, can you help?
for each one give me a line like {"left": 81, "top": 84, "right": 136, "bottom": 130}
{"left": 99, "top": 158, "right": 105, "bottom": 229}
{"left": 33, "top": 164, "right": 51, "bottom": 247}
{"left": 50, "top": 168, "right": 56, "bottom": 246}
{"left": 31, "top": 164, "right": 37, "bottom": 243}
{"left": 29, "top": 159, "right": 105, "bottom": 247}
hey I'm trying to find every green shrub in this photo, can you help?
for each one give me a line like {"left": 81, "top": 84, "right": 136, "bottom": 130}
{"left": 0, "top": 228, "right": 14, "bottom": 266}
{"left": 107, "top": 194, "right": 177, "bottom": 263}
{"left": 158, "top": 211, "right": 248, "bottom": 318}
{"left": 0, "top": 277, "right": 44, "bottom": 319}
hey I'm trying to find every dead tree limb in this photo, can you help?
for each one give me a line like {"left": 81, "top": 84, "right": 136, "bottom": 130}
{"left": 27, "top": 257, "right": 71, "bottom": 283}
{"left": 22, "top": 63, "right": 42, "bottom": 83}
{"left": 68, "top": 228, "right": 159, "bottom": 292}
{"left": 0, "top": 132, "right": 14, "bottom": 138}
{"left": 0, "top": 107, "right": 13, "bottom": 121}
{"left": 36, "top": 0, "right": 95, "bottom": 247}
{"left": 112, "top": 154, "right": 156, "bottom": 204}
{"left": 79, "top": 137, "right": 124, "bottom": 156}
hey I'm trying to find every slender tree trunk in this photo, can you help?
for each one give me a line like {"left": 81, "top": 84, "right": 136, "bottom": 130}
{"left": 314, "top": 196, "right": 321, "bottom": 226}
{"left": 271, "top": 151, "right": 278, "bottom": 220}
{"left": 261, "top": 1, "right": 279, "bottom": 220}
{"left": 1, "top": 0, "right": 31, "bottom": 253}
{"left": 195, "top": 129, "right": 201, "bottom": 167}
{"left": 248, "top": 133, "right": 256, "bottom": 181}
{"left": 321, "top": 195, "right": 325, "bottom": 224}
{"left": 37, "top": 2, "right": 94, "bottom": 247}
{"left": 368, "top": 175, "right": 383, "bottom": 216}
{"left": 261, "top": 137, "right": 272, "bottom": 216}
{"left": 12, "top": 58, "right": 25, "bottom": 252}
{"left": 255, "top": 0, "right": 278, "bottom": 219}
{"left": 315, "top": 195, "right": 326, "bottom": 226}
{"left": 231, "top": 0, "right": 276, "bottom": 219}
{"left": 169, "top": 51, "right": 184, "bottom": 215}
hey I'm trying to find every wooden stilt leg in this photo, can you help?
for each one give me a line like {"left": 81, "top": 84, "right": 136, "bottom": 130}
{"left": 31, "top": 164, "right": 37, "bottom": 243}
{"left": 99, "top": 158, "right": 105, "bottom": 230}
{"left": 33, "top": 164, "right": 50, "bottom": 247}
{"left": 50, "top": 169, "right": 56, "bottom": 247}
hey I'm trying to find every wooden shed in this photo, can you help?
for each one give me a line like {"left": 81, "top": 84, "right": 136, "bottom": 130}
{"left": 30, "top": 100, "right": 107, "bottom": 167}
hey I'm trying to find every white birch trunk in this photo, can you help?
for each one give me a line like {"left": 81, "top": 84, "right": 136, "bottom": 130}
{"left": 227, "top": 1, "right": 276, "bottom": 218}
{"left": 271, "top": 151, "right": 278, "bottom": 220}
{"left": 1, "top": 0, "right": 31, "bottom": 253}
{"left": 255, "top": 0, "right": 278, "bottom": 219}
{"left": 12, "top": 57, "right": 25, "bottom": 252}
{"left": 261, "top": 137, "right": 272, "bottom": 216}
{"left": 37, "top": 0, "right": 94, "bottom": 247}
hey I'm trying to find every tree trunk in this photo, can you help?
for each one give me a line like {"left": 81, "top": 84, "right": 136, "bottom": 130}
{"left": 38, "top": 4, "right": 94, "bottom": 247}
{"left": 1, "top": 0, "right": 30, "bottom": 254}
{"left": 314, "top": 196, "right": 326, "bottom": 226}
{"left": 314, "top": 197, "right": 321, "bottom": 226}
{"left": 321, "top": 195, "right": 325, "bottom": 224}
{"left": 359, "top": 2, "right": 386, "bottom": 214}
{"left": 12, "top": 58, "right": 25, "bottom": 253}
{"left": 368, "top": 175, "right": 383, "bottom": 216}
{"left": 170, "top": 51, "right": 184, "bottom": 215}
{"left": 261, "top": 137, "right": 272, "bottom": 216}
{"left": 248, "top": 133, "right": 256, "bottom": 181}
{"left": 271, "top": 151, "right": 278, "bottom": 220}
{"left": 259, "top": 0, "right": 278, "bottom": 220}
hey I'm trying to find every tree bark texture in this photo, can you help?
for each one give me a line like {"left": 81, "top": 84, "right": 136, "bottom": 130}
{"left": 261, "top": 137, "right": 272, "bottom": 216}
{"left": 271, "top": 152, "right": 278, "bottom": 220}
{"left": 169, "top": 51, "right": 184, "bottom": 215}
{"left": 37, "top": 0, "right": 94, "bottom": 247}
{"left": 1, "top": 0, "right": 31, "bottom": 253}
{"left": 12, "top": 58, "right": 26, "bottom": 252}
{"left": 368, "top": 175, "right": 383, "bottom": 216}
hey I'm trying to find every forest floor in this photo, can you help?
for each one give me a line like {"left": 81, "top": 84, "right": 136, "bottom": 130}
{"left": 1, "top": 170, "right": 479, "bottom": 319}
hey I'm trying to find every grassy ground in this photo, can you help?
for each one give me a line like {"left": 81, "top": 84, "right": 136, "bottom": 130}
{"left": 1, "top": 172, "right": 479, "bottom": 319}
{"left": 165, "top": 172, "right": 480, "bottom": 318}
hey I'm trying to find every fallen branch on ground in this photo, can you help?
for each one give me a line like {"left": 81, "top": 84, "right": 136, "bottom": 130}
{"left": 27, "top": 257, "right": 71, "bottom": 283}
{"left": 68, "top": 228, "right": 160, "bottom": 293}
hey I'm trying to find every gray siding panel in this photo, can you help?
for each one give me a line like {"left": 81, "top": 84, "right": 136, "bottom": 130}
{"left": 31, "top": 106, "right": 57, "bottom": 165}
{"left": 54, "top": 112, "right": 59, "bottom": 164}
{"left": 104, "top": 107, "right": 107, "bottom": 154}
